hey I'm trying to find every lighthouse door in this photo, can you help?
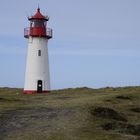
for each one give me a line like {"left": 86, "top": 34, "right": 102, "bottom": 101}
{"left": 37, "top": 80, "right": 43, "bottom": 93}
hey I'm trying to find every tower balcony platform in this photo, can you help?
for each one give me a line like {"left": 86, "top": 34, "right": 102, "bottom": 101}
{"left": 24, "top": 27, "right": 52, "bottom": 39}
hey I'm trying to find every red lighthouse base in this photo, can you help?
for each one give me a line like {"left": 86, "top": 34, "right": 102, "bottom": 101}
{"left": 23, "top": 90, "right": 50, "bottom": 94}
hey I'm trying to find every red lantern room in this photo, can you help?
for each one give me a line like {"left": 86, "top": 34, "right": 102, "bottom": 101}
{"left": 24, "top": 8, "right": 52, "bottom": 39}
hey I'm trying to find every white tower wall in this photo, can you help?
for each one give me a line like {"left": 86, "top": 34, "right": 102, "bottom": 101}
{"left": 24, "top": 37, "right": 50, "bottom": 93}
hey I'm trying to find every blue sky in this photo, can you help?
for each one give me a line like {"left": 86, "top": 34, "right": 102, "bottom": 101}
{"left": 0, "top": 0, "right": 140, "bottom": 89}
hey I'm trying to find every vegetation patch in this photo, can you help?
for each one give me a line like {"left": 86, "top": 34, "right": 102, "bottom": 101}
{"left": 116, "top": 95, "right": 131, "bottom": 100}
{"left": 101, "top": 122, "right": 140, "bottom": 136}
{"left": 130, "top": 108, "right": 140, "bottom": 113}
{"left": 0, "top": 97, "right": 20, "bottom": 102}
{"left": 54, "top": 96, "right": 73, "bottom": 100}
{"left": 89, "top": 107, "right": 127, "bottom": 122}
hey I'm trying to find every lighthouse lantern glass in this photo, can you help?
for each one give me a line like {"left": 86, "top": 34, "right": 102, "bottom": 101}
{"left": 31, "top": 20, "right": 46, "bottom": 28}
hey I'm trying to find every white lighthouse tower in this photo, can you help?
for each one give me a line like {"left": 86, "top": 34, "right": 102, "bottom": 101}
{"left": 24, "top": 7, "right": 52, "bottom": 94}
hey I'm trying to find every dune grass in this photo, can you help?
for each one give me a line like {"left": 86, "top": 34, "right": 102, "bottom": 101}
{"left": 0, "top": 86, "right": 140, "bottom": 140}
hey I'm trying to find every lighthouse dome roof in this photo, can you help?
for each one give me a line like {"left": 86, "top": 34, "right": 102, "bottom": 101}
{"left": 28, "top": 8, "right": 48, "bottom": 21}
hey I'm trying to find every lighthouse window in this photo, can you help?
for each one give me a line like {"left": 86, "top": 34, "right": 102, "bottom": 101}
{"left": 38, "top": 50, "right": 41, "bottom": 56}
{"left": 33, "top": 20, "right": 44, "bottom": 27}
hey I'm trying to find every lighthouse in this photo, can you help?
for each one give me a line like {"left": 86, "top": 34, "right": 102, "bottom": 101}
{"left": 24, "top": 7, "right": 52, "bottom": 94}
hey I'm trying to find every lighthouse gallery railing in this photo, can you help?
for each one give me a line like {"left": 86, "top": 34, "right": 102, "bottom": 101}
{"left": 24, "top": 27, "right": 53, "bottom": 39}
